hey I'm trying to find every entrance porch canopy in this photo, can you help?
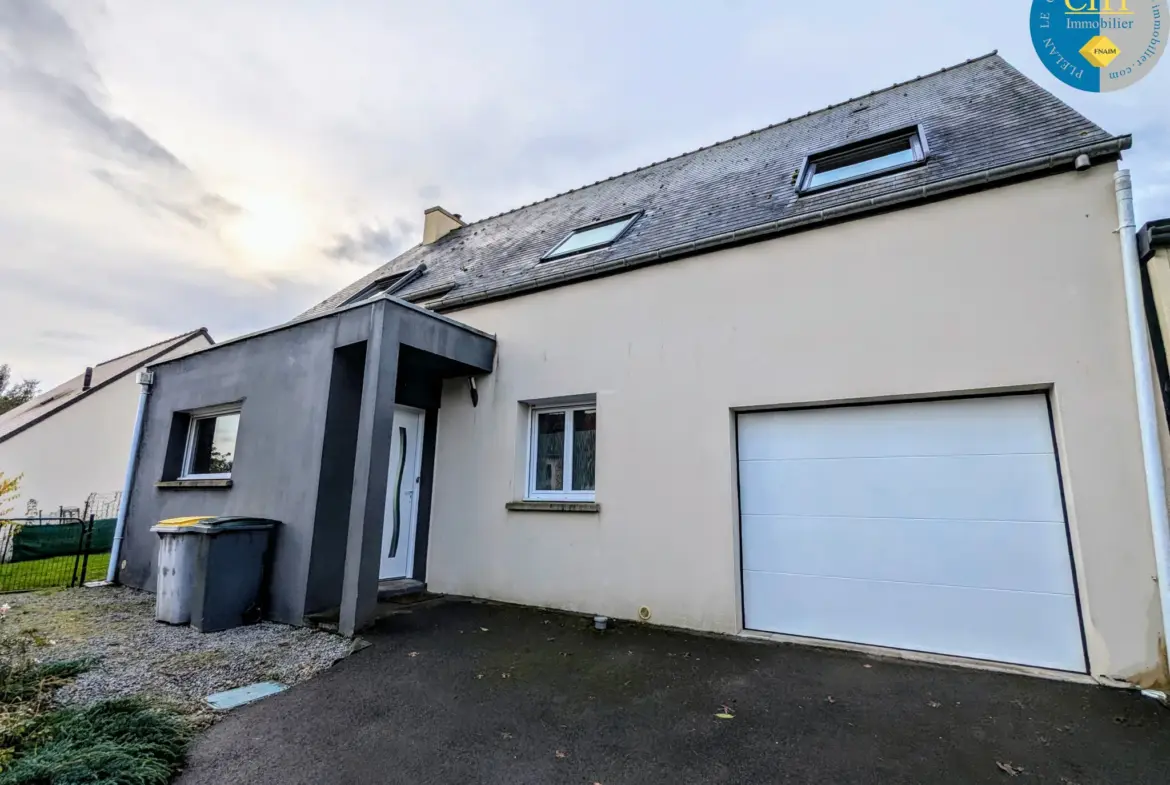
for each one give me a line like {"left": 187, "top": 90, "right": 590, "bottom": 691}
{"left": 118, "top": 295, "right": 494, "bottom": 637}
{"left": 324, "top": 297, "right": 495, "bottom": 635}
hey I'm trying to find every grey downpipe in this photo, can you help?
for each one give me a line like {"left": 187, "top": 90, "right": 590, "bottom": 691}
{"left": 1114, "top": 169, "right": 1170, "bottom": 664}
{"left": 107, "top": 369, "right": 154, "bottom": 582}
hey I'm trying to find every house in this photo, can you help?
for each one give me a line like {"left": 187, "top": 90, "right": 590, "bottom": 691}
{"left": 0, "top": 330, "right": 212, "bottom": 517}
{"left": 117, "top": 53, "right": 1169, "bottom": 688}
{"left": 1141, "top": 218, "right": 1170, "bottom": 420}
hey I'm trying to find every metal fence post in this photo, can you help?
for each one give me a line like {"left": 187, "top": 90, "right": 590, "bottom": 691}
{"left": 78, "top": 514, "right": 94, "bottom": 585}
{"left": 69, "top": 515, "right": 85, "bottom": 588}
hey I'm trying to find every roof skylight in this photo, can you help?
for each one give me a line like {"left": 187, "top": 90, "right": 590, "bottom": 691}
{"left": 798, "top": 126, "right": 927, "bottom": 194}
{"left": 542, "top": 213, "right": 640, "bottom": 261}
{"left": 343, "top": 273, "right": 406, "bottom": 306}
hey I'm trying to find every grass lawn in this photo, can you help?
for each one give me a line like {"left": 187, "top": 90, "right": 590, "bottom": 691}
{"left": 0, "top": 552, "right": 110, "bottom": 593}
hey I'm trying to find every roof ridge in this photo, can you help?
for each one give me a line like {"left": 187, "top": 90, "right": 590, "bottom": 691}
{"left": 0, "top": 328, "right": 212, "bottom": 444}
{"left": 93, "top": 328, "right": 206, "bottom": 368}
{"left": 454, "top": 51, "right": 999, "bottom": 229}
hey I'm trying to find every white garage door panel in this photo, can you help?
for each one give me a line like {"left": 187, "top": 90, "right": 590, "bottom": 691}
{"left": 738, "top": 395, "right": 1085, "bottom": 672}
{"left": 737, "top": 396, "right": 1055, "bottom": 461}
{"left": 742, "top": 571, "right": 1085, "bottom": 671}
{"left": 740, "top": 516, "right": 1075, "bottom": 595}
{"left": 738, "top": 454, "right": 1065, "bottom": 522}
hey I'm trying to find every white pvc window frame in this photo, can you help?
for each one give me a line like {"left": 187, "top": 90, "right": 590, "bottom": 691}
{"left": 797, "top": 125, "right": 929, "bottom": 195}
{"left": 180, "top": 403, "right": 242, "bottom": 480}
{"left": 526, "top": 400, "right": 597, "bottom": 502}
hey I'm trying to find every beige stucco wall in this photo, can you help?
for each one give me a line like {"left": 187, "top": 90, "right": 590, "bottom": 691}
{"left": 0, "top": 337, "right": 211, "bottom": 515}
{"left": 1147, "top": 246, "right": 1170, "bottom": 364}
{"left": 1144, "top": 244, "right": 1170, "bottom": 667}
{"left": 427, "top": 163, "right": 1166, "bottom": 685}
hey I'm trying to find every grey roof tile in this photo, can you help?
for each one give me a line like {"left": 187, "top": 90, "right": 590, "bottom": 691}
{"left": 301, "top": 54, "right": 1118, "bottom": 318}
{"left": 0, "top": 329, "right": 211, "bottom": 444}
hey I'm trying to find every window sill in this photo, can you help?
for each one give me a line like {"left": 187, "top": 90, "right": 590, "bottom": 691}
{"left": 156, "top": 479, "right": 233, "bottom": 490}
{"left": 506, "top": 500, "right": 600, "bottom": 514}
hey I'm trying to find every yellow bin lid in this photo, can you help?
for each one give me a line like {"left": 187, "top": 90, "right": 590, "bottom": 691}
{"left": 156, "top": 516, "right": 214, "bottom": 529}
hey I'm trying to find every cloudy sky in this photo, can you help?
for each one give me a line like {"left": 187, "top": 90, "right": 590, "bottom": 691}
{"left": 1, "top": 1, "right": 1167, "bottom": 388}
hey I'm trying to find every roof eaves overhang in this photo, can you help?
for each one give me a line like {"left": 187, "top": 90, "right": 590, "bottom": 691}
{"left": 148, "top": 294, "right": 496, "bottom": 371}
{"left": 0, "top": 329, "right": 210, "bottom": 445}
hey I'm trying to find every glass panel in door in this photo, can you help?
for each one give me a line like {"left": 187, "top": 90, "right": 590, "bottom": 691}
{"left": 381, "top": 408, "right": 422, "bottom": 580}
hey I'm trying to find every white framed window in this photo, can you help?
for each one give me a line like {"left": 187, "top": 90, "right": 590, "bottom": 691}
{"left": 797, "top": 126, "right": 928, "bottom": 194}
{"left": 527, "top": 401, "right": 597, "bottom": 501}
{"left": 180, "top": 404, "right": 241, "bottom": 479}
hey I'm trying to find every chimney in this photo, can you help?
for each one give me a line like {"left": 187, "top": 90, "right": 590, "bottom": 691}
{"left": 82, "top": 366, "right": 93, "bottom": 391}
{"left": 422, "top": 206, "right": 464, "bottom": 245}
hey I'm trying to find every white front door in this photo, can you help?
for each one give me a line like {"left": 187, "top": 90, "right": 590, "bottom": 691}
{"left": 380, "top": 406, "right": 424, "bottom": 580}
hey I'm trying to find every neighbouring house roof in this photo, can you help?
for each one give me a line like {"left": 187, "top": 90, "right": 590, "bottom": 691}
{"left": 1139, "top": 219, "right": 1170, "bottom": 262}
{"left": 0, "top": 329, "right": 212, "bottom": 445}
{"left": 301, "top": 53, "right": 1129, "bottom": 320}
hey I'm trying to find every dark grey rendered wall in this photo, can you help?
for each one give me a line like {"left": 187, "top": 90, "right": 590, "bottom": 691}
{"left": 302, "top": 342, "right": 368, "bottom": 617}
{"left": 301, "top": 346, "right": 443, "bottom": 616}
{"left": 119, "top": 299, "right": 494, "bottom": 627}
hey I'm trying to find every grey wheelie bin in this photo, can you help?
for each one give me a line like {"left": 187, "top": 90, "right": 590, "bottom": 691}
{"left": 152, "top": 516, "right": 279, "bottom": 632}
{"left": 152, "top": 516, "right": 214, "bottom": 624}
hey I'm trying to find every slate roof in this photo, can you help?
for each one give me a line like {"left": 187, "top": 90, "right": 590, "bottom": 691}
{"left": 0, "top": 329, "right": 211, "bottom": 444}
{"left": 302, "top": 53, "right": 1128, "bottom": 319}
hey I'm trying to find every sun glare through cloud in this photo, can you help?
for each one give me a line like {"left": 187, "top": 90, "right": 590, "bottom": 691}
{"left": 220, "top": 190, "right": 310, "bottom": 274}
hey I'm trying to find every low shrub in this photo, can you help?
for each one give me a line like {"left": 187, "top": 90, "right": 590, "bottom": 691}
{"left": 0, "top": 601, "right": 191, "bottom": 784}
{"left": 0, "top": 698, "right": 192, "bottom": 785}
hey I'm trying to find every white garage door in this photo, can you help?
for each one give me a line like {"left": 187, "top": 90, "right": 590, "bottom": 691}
{"left": 738, "top": 394, "right": 1085, "bottom": 672}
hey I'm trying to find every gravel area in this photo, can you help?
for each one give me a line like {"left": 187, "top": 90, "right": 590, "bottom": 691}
{"left": 3, "top": 586, "right": 354, "bottom": 715}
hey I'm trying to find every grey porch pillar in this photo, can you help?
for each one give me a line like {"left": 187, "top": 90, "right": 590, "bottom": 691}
{"left": 339, "top": 308, "right": 400, "bottom": 636}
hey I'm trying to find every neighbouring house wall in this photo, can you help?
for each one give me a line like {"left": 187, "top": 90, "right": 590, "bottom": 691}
{"left": 0, "top": 336, "right": 211, "bottom": 515}
{"left": 427, "top": 163, "right": 1167, "bottom": 686}
{"left": 1145, "top": 247, "right": 1170, "bottom": 356}
{"left": 1142, "top": 244, "right": 1170, "bottom": 607}
{"left": 1145, "top": 246, "right": 1170, "bottom": 420}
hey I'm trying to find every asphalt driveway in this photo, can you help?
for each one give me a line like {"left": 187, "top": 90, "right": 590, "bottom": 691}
{"left": 178, "top": 599, "right": 1170, "bottom": 784}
